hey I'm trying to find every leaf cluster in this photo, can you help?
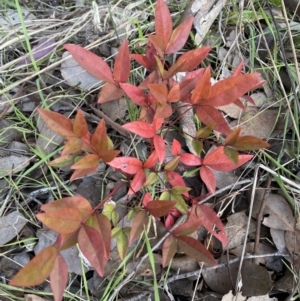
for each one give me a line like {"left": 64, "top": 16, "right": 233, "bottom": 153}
{"left": 10, "top": 1, "right": 270, "bottom": 300}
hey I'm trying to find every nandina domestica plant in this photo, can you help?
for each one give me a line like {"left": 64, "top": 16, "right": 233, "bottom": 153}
{"left": 10, "top": 0, "right": 270, "bottom": 300}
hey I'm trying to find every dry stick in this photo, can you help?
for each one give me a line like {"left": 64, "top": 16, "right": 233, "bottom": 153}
{"left": 252, "top": 174, "right": 272, "bottom": 265}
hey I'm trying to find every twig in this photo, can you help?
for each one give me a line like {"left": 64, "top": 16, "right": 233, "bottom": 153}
{"left": 90, "top": 104, "right": 130, "bottom": 138}
{"left": 253, "top": 174, "right": 272, "bottom": 264}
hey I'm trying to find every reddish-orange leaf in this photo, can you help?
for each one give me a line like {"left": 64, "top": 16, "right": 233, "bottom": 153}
{"left": 70, "top": 166, "right": 98, "bottom": 181}
{"left": 200, "top": 165, "right": 216, "bottom": 194}
{"left": 191, "top": 67, "right": 211, "bottom": 104}
{"left": 41, "top": 196, "right": 93, "bottom": 219}
{"left": 38, "top": 108, "right": 74, "bottom": 137}
{"left": 61, "top": 137, "right": 82, "bottom": 156}
{"left": 36, "top": 208, "right": 82, "bottom": 234}
{"left": 143, "top": 150, "right": 158, "bottom": 169}
{"left": 119, "top": 83, "right": 147, "bottom": 106}
{"left": 203, "top": 73, "right": 265, "bottom": 107}
{"left": 230, "top": 136, "right": 270, "bottom": 151}
{"left": 71, "top": 154, "right": 101, "bottom": 170}
{"left": 148, "top": 34, "right": 164, "bottom": 58}
{"left": 165, "top": 17, "right": 193, "bottom": 54}
{"left": 91, "top": 119, "right": 108, "bottom": 151}
{"left": 131, "top": 53, "right": 152, "bottom": 70}
{"left": 98, "top": 82, "right": 124, "bottom": 103}
{"left": 179, "top": 153, "right": 202, "bottom": 166}
{"left": 163, "top": 59, "right": 185, "bottom": 80}
{"left": 113, "top": 40, "right": 130, "bottom": 83}
{"left": 129, "top": 210, "right": 148, "bottom": 244}
{"left": 154, "top": 103, "right": 172, "bottom": 119}
{"left": 64, "top": 44, "right": 114, "bottom": 83}
{"left": 148, "top": 84, "right": 168, "bottom": 105}
{"left": 162, "top": 235, "right": 177, "bottom": 268}
{"left": 155, "top": 0, "right": 172, "bottom": 50}
{"left": 196, "top": 105, "right": 231, "bottom": 135}
{"left": 172, "top": 139, "right": 181, "bottom": 156}
{"left": 177, "top": 236, "right": 216, "bottom": 264}
{"left": 153, "top": 135, "right": 166, "bottom": 164}
{"left": 55, "top": 232, "right": 79, "bottom": 251}
{"left": 191, "top": 205, "right": 227, "bottom": 245}
{"left": 96, "top": 214, "right": 111, "bottom": 260}
{"left": 128, "top": 169, "right": 146, "bottom": 195}
{"left": 10, "top": 246, "right": 58, "bottom": 287}
{"left": 166, "top": 171, "right": 189, "bottom": 197}
{"left": 203, "top": 146, "right": 253, "bottom": 172}
{"left": 152, "top": 118, "right": 164, "bottom": 132}
{"left": 146, "top": 200, "right": 177, "bottom": 217}
{"left": 173, "top": 218, "right": 200, "bottom": 236}
{"left": 73, "top": 109, "right": 88, "bottom": 137}
{"left": 78, "top": 225, "right": 105, "bottom": 276}
{"left": 176, "top": 47, "right": 211, "bottom": 72}
{"left": 48, "top": 155, "right": 75, "bottom": 168}
{"left": 122, "top": 121, "right": 155, "bottom": 138}
{"left": 142, "top": 192, "right": 152, "bottom": 207}
{"left": 50, "top": 254, "right": 68, "bottom": 301}
{"left": 108, "top": 157, "right": 143, "bottom": 174}
{"left": 225, "top": 127, "right": 241, "bottom": 146}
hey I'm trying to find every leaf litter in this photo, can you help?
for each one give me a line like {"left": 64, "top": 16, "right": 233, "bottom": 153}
{"left": 0, "top": 0, "right": 299, "bottom": 300}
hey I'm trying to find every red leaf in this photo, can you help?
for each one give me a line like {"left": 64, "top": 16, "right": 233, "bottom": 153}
{"left": 122, "top": 121, "right": 155, "bottom": 138}
{"left": 38, "top": 108, "right": 74, "bottom": 137}
{"left": 155, "top": 0, "right": 172, "bottom": 50}
{"left": 119, "top": 83, "right": 147, "bottom": 106}
{"left": 131, "top": 53, "right": 152, "bottom": 70}
{"left": 154, "top": 103, "right": 172, "bottom": 119}
{"left": 36, "top": 208, "right": 82, "bottom": 234}
{"left": 163, "top": 59, "right": 186, "bottom": 79}
{"left": 113, "top": 40, "right": 130, "bottom": 83}
{"left": 78, "top": 225, "right": 105, "bottom": 276}
{"left": 177, "top": 236, "right": 216, "bottom": 264}
{"left": 148, "top": 34, "right": 165, "bottom": 58}
{"left": 96, "top": 214, "right": 111, "bottom": 260}
{"left": 128, "top": 169, "right": 146, "bottom": 195}
{"left": 143, "top": 150, "right": 158, "bottom": 169}
{"left": 73, "top": 109, "right": 88, "bottom": 137}
{"left": 196, "top": 105, "right": 231, "bottom": 135}
{"left": 50, "top": 254, "right": 68, "bottom": 301}
{"left": 162, "top": 235, "right": 177, "bottom": 268}
{"left": 64, "top": 44, "right": 114, "bottom": 83}
{"left": 153, "top": 135, "right": 166, "bottom": 164}
{"left": 129, "top": 210, "right": 148, "bottom": 244}
{"left": 98, "top": 82, "right": 124, "bottom": 103}
{"left": 179, "top": 153, "right": 202, "bottom": 166}
{"left": 173, "top": 218, "right": 201, "bottom": 236}
{"left": 71, "top": 154, "right": 101, "bottom": 170}
{"left": 191, "top": 67, "right": 211, "bottom": 104}
{"left": 70, "top": 166, "right": 99, "bottom": 181}
{"left": 10, "top": 246, "right": 58, "bottom": 287}
{"left": 203, "top": 146, "right": 253, "bottom": 171}
{"left": 146, "top": 200, "right": 177, "bottom": 217}
{"left": 200, "top": 165, "right": 216, "bottom": 194}
{"left": 172, "top": 139, "right": 181, "bottom": 156}
{"left": 166, "top": 171, "right": 189, "bottom": 197}
{"left": 203, "top": 73, "right": 265, "bottom": 107}
{"left": 165, "top": 17, "right": 193, "bottom": 54}
{"left": 191, "top": 205, "right": 227, "bottom": 245}
{"left": 41, "top": 196, "right": 93, "bottom": 219}
{"left": 108, "top": 157, "right": 143, "bottom": 174}
{"left": 152, "top": 118, "right": 164, "bottom": 132}
{"left": 176, "top": 47, "right": 211, "bottom": 72}
{"left": 142, "top": 192, "right": 153, "bottom": 207}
